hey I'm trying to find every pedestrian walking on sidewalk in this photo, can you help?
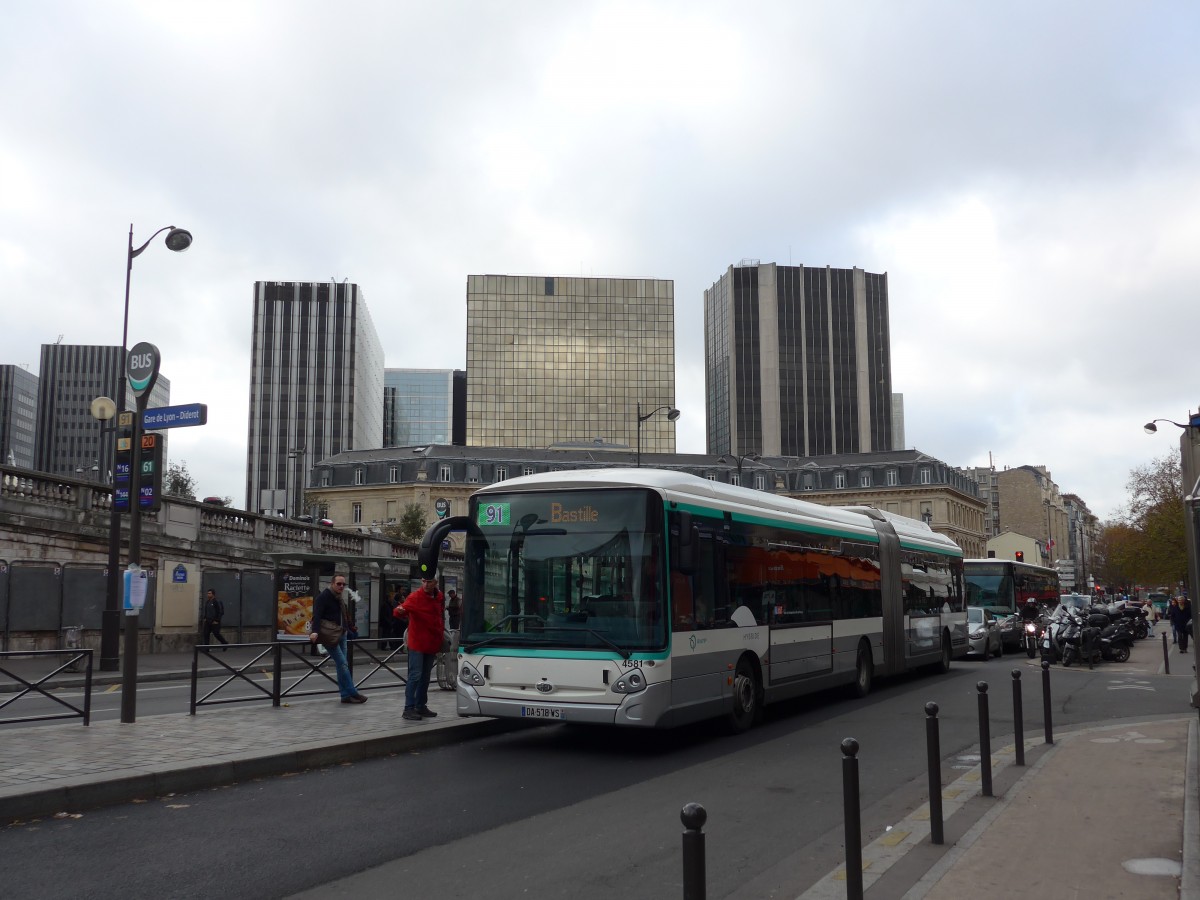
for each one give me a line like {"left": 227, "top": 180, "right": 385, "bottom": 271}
{"left": 394, "top": 575, "right": 445, "bottom": 721}
{"left": 202, "top": 589, "right": 229, "bottom": 649}
{"left": 1169, "top": 596, "right": 1192, "bottom": 653}
{"left": 310, "top": 575, "right": 367, "bottom": 704}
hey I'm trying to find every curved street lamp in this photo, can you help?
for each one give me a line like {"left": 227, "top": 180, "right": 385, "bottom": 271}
{"left": 101, "top": 224, "right": 192, "bottom": 675}
{"left": 1144, "top": 418, "right": 1188, "bottom": 434}
{"left": 719, "top": 453, "right": 761, "bottom": 485}
{"left": 636, "top": 402, "right": 680, "bottom": 468}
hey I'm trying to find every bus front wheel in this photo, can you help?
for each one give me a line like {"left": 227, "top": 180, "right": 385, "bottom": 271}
{"left": 726, "top": 657, "right": 759, "bottom": 734}
{"left": 935, "top": 631, "right": 952, "bottom": 674}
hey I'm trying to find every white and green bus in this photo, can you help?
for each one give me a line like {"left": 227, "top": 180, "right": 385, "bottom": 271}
{"left": 418, "top": 469, "right": 967, "bottom": 732}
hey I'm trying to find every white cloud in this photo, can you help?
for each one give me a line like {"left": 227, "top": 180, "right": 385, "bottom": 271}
{"left": 2, "top": 1, "right": 1199, "bottom": 520}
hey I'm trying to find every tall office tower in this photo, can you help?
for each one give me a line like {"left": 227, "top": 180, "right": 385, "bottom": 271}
{"left": 465, "top": 275, "right": 677, "bottom": 451}
{"left": 33, "top": 344, "right": 170, "bottom": 482}
{"left": 704, "top": 262, "right": 893, "bottom": 457}
{"left": 383, "top": 368, "right": 464, "bottom": 447}
{"left": 0, "top": 365, "right": 39, "bottom": 468}
{"left": 247, "top": 281, "right": 384, "bottom": 516}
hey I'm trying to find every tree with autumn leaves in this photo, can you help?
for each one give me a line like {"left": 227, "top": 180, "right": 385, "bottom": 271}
{"left": 1094, "top": 452, "right": 1188, "bottom": 592}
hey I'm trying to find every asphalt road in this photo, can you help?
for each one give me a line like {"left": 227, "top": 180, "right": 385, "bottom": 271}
{"left": 1, "top": 655, "right": 1188, "bottom": 900}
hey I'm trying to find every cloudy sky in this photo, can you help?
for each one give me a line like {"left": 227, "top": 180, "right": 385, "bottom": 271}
{"left": 3, "top": 1, "right": 1197, "bottom": 521}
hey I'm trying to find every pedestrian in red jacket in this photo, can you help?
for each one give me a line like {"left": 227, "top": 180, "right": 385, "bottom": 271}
{"left": 394, "top": 577, "right": 445, "bottom": 720}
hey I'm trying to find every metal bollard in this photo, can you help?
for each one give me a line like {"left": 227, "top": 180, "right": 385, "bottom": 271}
{"left": 842, "top": 738, "right": 863, "bottom": 900}
{"left": 681, "top": 803, "right": 707, "bottom": 900}
{"left": 1164, "top": 632, "right": 1171, "bottom": 675}
{"left": 272, "top": 641, "right": 283, "bottom": 707}
{"left": 976, "top": 681, "right": 992, "bottom": 797}
{"left": 1041, "top": 659, "right": 1054, "bottom": 745}
{"left": 925, "top": 702, "right": 944, "bottom": 845}
{"left": 1012, "top": 669, "right": 1025, "bottom": 766}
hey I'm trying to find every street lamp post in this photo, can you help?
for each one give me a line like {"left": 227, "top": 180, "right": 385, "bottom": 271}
{"left": 288, "top": 447, "right": 306, "bottom": 518}
{"left": 1043, "top": 499, "right": 1053, "bottom": 564}
{"left": 99, "top": 224, "right": 192, "bottom": 673}
{"left": 1144, "top": 410, "right": 1200, "bottom": 604}
{"left": 719, "top": 453, "right": 761, "bottom": 486}
{"left": 635, "top": 402, "right": 680, "bottom": 468}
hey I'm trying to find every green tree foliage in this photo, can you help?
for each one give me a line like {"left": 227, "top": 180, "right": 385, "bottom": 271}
{"left": 164, "top": 460, "right": 197, "bottom": 500}
{"left": 385, "top": 503, "right": 427, "bottom": 543}
{"left": 300, "top": 492, "right": 329, "bottom": 519}
{"left": 1095, "top": 452, "right": 1187, "bottom": 589}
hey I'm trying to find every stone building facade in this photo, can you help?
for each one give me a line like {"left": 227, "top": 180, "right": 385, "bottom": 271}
{"left": 305, "top": 445, "right": 986, "bottom": 558}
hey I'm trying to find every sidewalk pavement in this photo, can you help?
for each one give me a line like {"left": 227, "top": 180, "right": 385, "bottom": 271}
{"left": 2, "top": 638, "right": 1199, "bottom": 899}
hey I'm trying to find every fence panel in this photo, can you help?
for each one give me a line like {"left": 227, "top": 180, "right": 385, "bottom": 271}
{"left": 241, "top": 571, "right": 275, "bottom": 628}
{"left": 8, "top": 564, "right": 63, "bottom": 631}
{"left": 61, "top": 565, "right": 108, "bottom": 630}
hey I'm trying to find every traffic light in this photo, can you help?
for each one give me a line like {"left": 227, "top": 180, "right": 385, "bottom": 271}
{"left": 1015, "top": 551, "right": 1024, "bottom": 562}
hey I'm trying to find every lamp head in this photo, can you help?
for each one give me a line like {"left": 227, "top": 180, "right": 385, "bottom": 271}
{"left": 164, "top": 228, "right": 193, "bottom": 252}
{"left": 1143, "top": 422, "right": 1158, "bottom": 434}
{"left": 666, "top": 407, "right": 681, "bottom": 421}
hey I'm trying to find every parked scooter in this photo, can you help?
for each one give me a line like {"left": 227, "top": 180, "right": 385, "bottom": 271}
{"left": 1097, "top": 618, "right": 1135, "bottom": 662}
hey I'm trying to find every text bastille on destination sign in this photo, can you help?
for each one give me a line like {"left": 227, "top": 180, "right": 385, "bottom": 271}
{"left": 550, "top": 502, "right": 599, "bottom": 523}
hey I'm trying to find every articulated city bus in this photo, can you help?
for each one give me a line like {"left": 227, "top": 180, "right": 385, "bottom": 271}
{"left": 963, "top": 559, "right": 1061, "bottom": 617}
{"left": 418, "top": 469, "right": 967, "bottom": 732}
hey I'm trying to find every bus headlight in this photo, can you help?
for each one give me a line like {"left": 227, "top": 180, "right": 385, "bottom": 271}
{"left": 460, "top": 661, "right": 486, "bottom": 686}
{"left": 611, "top": 669, "right": 647, "bottom": 695}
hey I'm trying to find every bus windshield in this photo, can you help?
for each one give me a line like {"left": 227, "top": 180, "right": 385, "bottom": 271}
{"left": 964, "top": 570, "right": 1014, "bottom": 616}
{"left": 462, "top": 488, "right": 667, "bottom": 654}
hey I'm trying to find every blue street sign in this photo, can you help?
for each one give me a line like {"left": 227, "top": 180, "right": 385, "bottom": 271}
{"left": 142, "top": 403, "right": 208, "bottom": 430}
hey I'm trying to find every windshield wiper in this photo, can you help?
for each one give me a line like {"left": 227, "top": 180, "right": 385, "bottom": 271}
{"left": 464, "top": 624, "right": 633, "bottom": 659}
{"left": 541, "top": 625, "right": 632, "bottom": 659}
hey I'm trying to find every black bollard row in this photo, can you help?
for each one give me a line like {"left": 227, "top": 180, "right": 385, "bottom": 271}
{"left": 976, "top": 681, "right": 992, "bottom": 797}
{"left": 680, "top": 803, "right": 707, "bottom": 900}
{"left": 1041, "top": 659, "right": 1054, "bottom": 745}
{"left": 1012, "top": 669, "right": 1025, "bottom": 767}
{"left": 925, "top": 702, "right": 944, "bottom": 845}
{"left": 842, "top": 738, "right": 863, "bottom": 900}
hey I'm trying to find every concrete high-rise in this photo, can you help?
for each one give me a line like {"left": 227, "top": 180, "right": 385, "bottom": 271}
{"left": 0, "top": 365, "right": 38, "bottom": 468}
{"left": 34, "top": 344, "right": 170, "bottom": 482}
{"left": 247, "top": 281, "right": 384, "bottom": 516}
{"left": 384, "top": 369, "right": 464, "bottom": 447}
{"left": 465, "top": 275, "right": 677, "bottom": 451}
{"left": 704, "top": 262, "right": 893, "bottom": 457}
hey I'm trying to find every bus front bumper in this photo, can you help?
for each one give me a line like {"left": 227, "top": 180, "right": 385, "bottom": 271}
{"left": 457, "top": 681, "right": 672, "bottom": 727}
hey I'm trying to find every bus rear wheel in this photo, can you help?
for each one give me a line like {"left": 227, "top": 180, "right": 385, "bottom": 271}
{"left": 852, "top": 641, "right": 873, "bottom": 698}
{"left": 726, "top": 657, "right": 759, "bottom": 734}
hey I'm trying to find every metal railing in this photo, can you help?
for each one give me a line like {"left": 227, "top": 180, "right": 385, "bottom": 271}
{"left": 0, "top": 649, "right": 94, "bottom": 725}
{"left": 189, "top": 640, "right": 410, "bottom": 713}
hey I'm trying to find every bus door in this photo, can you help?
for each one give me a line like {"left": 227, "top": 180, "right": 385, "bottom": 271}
{"left": 874, "top": 521, "right": 906, "bottom": 676}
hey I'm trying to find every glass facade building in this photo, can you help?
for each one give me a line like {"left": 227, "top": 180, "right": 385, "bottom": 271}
{"left": 705, "top": 262, "right": 893, "bottom": 458}
{"left": 384, "top": 368, "right": 460, "bottom": 447}
{"left": 465, "top": 275, "right": 677, "bottom": 451}
{"left": 0, "top": 365, "right": 39, "bottom": 468}
{"left": 247, "top": 281, "right": 384, "bottom": 515}
{"left": 34, "top": 344, "right": 170, "bottom": 482}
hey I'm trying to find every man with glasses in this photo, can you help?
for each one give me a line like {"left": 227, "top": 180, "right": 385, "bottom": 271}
{"left": 310, "top": 575, "right": 367, "bottom": 703}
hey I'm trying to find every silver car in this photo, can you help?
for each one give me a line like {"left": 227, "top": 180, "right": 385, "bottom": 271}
{"left": 967, "top": 606, "right": 1003, "bottom": 659}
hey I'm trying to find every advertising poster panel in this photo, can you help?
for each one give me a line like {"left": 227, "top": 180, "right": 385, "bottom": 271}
{"left": 276, "top": 570, "right": 314, "bottom": 640}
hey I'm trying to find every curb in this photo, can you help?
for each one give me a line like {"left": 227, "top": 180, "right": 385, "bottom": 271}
{"left": 0, "top": 716, "right": 522, "bottom": 824}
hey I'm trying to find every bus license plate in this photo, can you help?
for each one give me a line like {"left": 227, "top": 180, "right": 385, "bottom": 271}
{"left": 521, "top": 706, "right": 562, "bottom": 720}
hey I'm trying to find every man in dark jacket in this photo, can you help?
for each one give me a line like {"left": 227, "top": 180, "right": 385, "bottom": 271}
{"left": 202, "top": 589, "right": 229, "bottom": 649}
{"left": 309, "top": 575, "right": 367, "bottom": 703}
{"left": 1171, "top": 597, "right": 1193, "bottom": 653}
